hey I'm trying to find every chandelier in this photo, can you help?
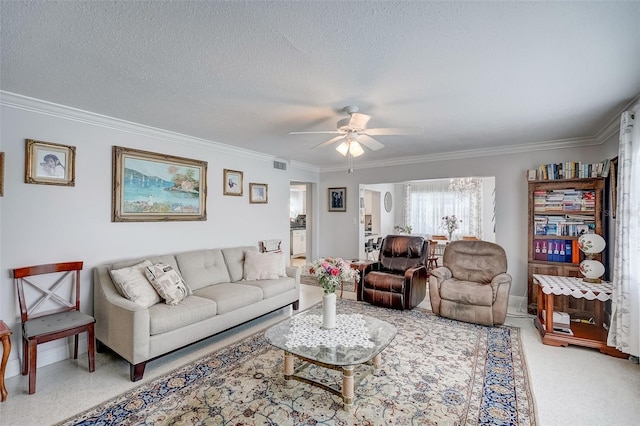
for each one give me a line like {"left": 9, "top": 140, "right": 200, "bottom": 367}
{"left": 336, "top": 134, "right": 364, "bottom": 173}
{"left": 449, "top": 177, "right": 478, "bottom": 196}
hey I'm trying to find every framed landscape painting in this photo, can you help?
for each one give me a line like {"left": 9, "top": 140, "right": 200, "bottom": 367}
{"left": 112, "top": 146, "right": 207, "bottom": 222}
{"left": 328, "top": 187, "right": 347, "bottom": 212}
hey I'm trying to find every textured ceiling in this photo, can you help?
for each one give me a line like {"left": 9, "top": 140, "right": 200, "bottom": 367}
{"left": 2, "top": 1, "right": 639, "bottom": 169}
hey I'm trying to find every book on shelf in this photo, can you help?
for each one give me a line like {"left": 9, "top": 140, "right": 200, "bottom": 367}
{"left": 532, "top": 159, "right": 612, "bottom": 181}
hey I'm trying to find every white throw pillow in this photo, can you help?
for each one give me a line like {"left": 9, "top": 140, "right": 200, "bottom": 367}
{"left": 243, "top": 251, "right": 280, "bottom": 281}
{"left": 144, "top": 263, "right": 191, "bottom": 305}
{"left": 109, "top": 260, "right": 161, "bottom": 308}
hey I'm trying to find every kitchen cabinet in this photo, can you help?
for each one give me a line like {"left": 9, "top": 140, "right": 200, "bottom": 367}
{"left": 291, "top": 229, "right": 306, "bottom": 257}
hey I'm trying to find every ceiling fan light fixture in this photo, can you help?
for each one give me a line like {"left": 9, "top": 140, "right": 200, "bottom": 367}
{"left": 336, "top": 141, "right": 349, "bottom": 156}
{"left": 350, "top": 141, "right": 365, "bottom": 157}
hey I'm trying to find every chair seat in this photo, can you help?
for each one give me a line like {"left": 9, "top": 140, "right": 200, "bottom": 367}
{"left": 364, "top": 271, "right": 405, "bottom": 293}
{"left": 23, "top": 311, "right": 95, "bottom": 339}
{"left": 439, "top": 278, "right": 494, "bottom": 307}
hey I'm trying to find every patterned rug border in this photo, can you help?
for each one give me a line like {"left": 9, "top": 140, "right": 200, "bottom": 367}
{"left": 58, "top": 300, "right": 538, "bottom": 425}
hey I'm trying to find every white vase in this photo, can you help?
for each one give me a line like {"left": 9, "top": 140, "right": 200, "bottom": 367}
{"left": 322, "top": 292, "right": 337, "bottom": 329}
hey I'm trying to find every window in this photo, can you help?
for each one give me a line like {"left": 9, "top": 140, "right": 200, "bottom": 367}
{"left": 403, "top": 178, "right": 483, "bottom": 238}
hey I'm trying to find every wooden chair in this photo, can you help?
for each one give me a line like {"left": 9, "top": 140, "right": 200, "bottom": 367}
{"left": 427, "top": 240, "right": 439, "bottom": 271}
{"left": 12, "top": 262, "right": 95, "bottom": 394}
{"left": 431, "top": 234, "right": 448, "bottom": 240}
{"left": 259, "top": 239, "right": 282, "bottom": 253}
{"left": 364, "top": 238, "right": 375, "bottom": 260}
{"left": 462, "top": 235, "right": 480, "bottom": 240}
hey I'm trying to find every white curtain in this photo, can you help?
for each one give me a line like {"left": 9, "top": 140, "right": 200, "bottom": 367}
{"left": 608, "top": 105, "right": 640, "bottom": 358}
{"left": 403, "top": 178, "right": 483, "bottom": 239}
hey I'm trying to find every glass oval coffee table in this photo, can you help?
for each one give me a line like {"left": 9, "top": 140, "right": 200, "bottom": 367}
{"left": 265, "top": 307, "right": 397, "bottom": 407}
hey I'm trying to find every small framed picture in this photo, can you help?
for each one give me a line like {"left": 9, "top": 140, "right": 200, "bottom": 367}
{"left": 25, "top": 139, "right": 76, "bottom": 186}
{"left": 328, "top": 187, "right": 347, "bottom": 212}
{"left": 249, "top": 183, "right": 268, "bottom": 204}
{"left": 223, "top": 169, "right": 243, "bottom": 196}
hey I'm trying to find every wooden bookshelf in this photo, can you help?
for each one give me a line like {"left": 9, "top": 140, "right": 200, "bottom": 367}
{"left": 527, "top": 178, "right": 605, "bottom": 318}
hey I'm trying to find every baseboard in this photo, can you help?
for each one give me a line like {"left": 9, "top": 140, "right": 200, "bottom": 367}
{"left": 4, "top": 336, "right": 92, "bottom": 379}
{"left": 508, "top": 294, "right": 530, "bottom": 316}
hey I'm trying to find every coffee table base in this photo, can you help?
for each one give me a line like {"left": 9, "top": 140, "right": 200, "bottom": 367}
{"left": 283, "top": 351, "right": 382, "bottom": 407}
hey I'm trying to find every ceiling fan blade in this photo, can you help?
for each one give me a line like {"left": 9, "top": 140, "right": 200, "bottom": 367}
{"left": 311, "top": 135, "right": 345, "bottom": 150}
{"left": 348, "top": 113, "right": 372, "bottom": 130}
{"left": 365, "top": 127, "right": 424, "bottom": 136}
{"left": 356, "top": 134, "right": 385, "bottom": 151}
{"left": 289, "top": 130, "right": 342, "bottom": 135}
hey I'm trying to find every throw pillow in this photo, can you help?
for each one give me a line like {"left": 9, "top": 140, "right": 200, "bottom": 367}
{"left": 144, "top": 263, "right": 191, "bottom": 305}
{"left": 109, "top": 260, "right": 161, "bottom": 308}
{"left": 243, "top": 251, "right": 280, "bottom": 281}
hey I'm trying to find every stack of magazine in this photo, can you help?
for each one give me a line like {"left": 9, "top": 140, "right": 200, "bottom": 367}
{"left": 541, "top": 310, "right": 573, "bottom": 336}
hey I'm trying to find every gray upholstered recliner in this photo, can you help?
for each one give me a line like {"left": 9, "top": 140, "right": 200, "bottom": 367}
{"left": 429, "top": 240, "right": 511, "bottom": 326}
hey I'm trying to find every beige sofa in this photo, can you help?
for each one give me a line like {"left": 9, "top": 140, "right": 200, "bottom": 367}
{"left": 93, "top": 246, "right": 300, "bottom": 381}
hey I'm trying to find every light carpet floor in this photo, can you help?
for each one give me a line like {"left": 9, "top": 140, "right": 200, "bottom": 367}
{"left": 56, "top": 299, "right": 536, "bottom": 425}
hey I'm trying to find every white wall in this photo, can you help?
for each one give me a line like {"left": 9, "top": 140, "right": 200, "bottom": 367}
{"left": 0, "top": 96, "right": 319, "bottom": 377}
{"left": 318, "top": 145, "right": 609, "bottom": 302}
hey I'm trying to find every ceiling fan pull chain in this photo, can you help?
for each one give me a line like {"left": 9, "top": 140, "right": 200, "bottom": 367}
{"left": 348, "top": 153, "right": 354, "bottom": 173}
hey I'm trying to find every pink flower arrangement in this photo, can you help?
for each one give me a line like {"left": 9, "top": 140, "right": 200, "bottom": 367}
{"left": 308, "top": 257, "right": 358, "bottom": 294}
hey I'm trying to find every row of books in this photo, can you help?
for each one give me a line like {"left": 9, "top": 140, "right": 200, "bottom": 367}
{"left": 527, "top": 159, "right": 611, "bottom": 181}
{"left": 534, "top": 215, "right": 594, "bottom": 236}
{"left": 533, "top": 239, "right": 581, "bottom": 263}
{"left": 533, "top": 189, "right": 595, "bottom": 212}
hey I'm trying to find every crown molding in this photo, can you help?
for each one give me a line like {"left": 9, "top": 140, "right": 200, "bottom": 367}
{"left": 0, "top": 91, "right": 280, "bottom": 164}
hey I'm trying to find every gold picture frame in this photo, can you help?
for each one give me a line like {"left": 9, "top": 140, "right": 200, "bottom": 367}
{"left": 328, "top": 187, "right": 347, "bottom": 212}
{"left": 249, "top": 183, "right": 268, "bottom": 204}
{"left": 112, "top": 146, "right": 207, "bottom": 222}
{"left": 223, "top": 169, "right": 243, "bottom": 196}
{"left": 25, "top": 139, "right": 76, "bottom": 186}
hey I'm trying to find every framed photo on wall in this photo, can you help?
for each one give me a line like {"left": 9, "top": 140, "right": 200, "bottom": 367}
{"left": 223, "top": 169, "right": 243, "bottom": 196}
{"left": 25, "top": 139, "right": 76, "bottom": 186}
{"left": 249, "top": 183, "right": 268, "bottom": 203}
{"left": 112, "top": 146, "right": 207, "bottom": 222}
{"left": 328, "top": 187, "right": 347, "bottom": 212}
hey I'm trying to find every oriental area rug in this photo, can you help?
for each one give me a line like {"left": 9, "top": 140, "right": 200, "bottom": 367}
{"left": 59, "top": 300, "right": 537, "bottom": 425}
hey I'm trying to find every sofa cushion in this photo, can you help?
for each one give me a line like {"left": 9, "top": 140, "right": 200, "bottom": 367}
{"left": 439, "top": 278, "right": 494, "bottom": 306}
{"left": 193, "top": 283, "right": 263, "bottom": 315}
{"left": 145, "top": 263, "right": 190, "bottom": 305}
{"left": 176, "top": 249, "right": 231, "bottom": 291}
{"left": 242, "top": 276, "right": 296, "bottom": 299}
{"left": 148, "top": 296, "right": 217, "bottom": 335}
{"left": 243, "top": 251, "right": 280, "bottom": 280}
{"left": 109, "top": 260, "right": 161, "bottom": 308}
{"left": 221, "top": 246, "right": 257, "bottom": 282}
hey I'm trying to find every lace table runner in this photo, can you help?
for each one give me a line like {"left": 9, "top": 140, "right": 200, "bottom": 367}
{"left": 533, "top": 274, "right": 613, "bottom": 301}
{"left": 285, "top": 313, "right": 374, "bottom": 348}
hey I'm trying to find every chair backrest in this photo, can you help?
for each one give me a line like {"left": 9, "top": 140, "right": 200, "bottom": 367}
{"left": 13, "top": 262, "right": 84, "bottom": 323}
{"left": 259, "top": 239, "right": 282, "bottom": 253}
{"left": 365, "top": 238, "right": 374, "bottom": 252}
{"left": 462, "top": 235, "right": 479, "bottom": 240}
{"left": 431, "top": 234, "right": 448, "bottom": 240}
{"left": 443, "top": 241, "right": 507, "bottom": 283}
{"left": 379, "top": 235, "right": 428, "bottom": 273}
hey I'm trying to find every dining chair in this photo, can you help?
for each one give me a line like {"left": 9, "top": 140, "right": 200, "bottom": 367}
{"left": 431, "top": 234, "right": 448, "bottom": 240}
{"left": 462, "top": 235, "right": 480, "bottom": 240}
{"left": 12, "top": 261, "right": 95, "bottom": 394}
{"left": 427, "top": 240, "right": 439, "bottom": 271}
{"left": 259, "top": 239, "right": 282, "bottom": 253}
{"left": 364, "top": 238, "right": 375, "bottom": 260}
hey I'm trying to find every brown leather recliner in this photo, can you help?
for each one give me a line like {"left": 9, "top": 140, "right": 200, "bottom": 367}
{"left": 359, "top": 235, "right": 428, "bottom": 310}
{"left": 429, "top": 240, "right": 511, "bottom": 326}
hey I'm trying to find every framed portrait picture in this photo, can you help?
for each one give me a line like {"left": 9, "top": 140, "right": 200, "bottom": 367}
{"left": 112, "top": 146, "right": 207, "bottom": 222}
{"left": 25, "top": 139, "right": 76, "bottom": 186}
{"left": 223, "top": 169, "right": 243, "bottom": 196}
{"left": 328, "top": 187, "right": 347, "bottom": 212}
{"left": 249, "top": 183, "right": 268, "bottom": 204}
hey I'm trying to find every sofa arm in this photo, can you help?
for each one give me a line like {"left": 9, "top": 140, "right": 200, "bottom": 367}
{"left": 428, "top": 267, "right": 451, "bottom": 315}
{"left": 429, "top": 266, "right": 452, "bottom": 282}
{"left": 490, "top": 273, "right": 512, "bottom": 325}
{"left": 93, "top": 267, "right": 151, "bottom": 364}
{"left": 286, "top": 265, "right": 301, "bottom": 285}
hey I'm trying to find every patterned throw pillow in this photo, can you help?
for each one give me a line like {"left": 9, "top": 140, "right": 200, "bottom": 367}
{"left": 145, "top": 263, "right": 191, "bottom": 305}
{"left": 109, "top": 260, "right": 161, "bottom": 308}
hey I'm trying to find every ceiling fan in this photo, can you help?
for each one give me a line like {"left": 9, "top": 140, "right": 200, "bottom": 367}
{"left": 289, "top": 106, "right": 423, "bottom": 159}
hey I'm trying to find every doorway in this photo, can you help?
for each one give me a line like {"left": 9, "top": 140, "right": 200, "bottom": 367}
{"left": 290, "top": 182, "right": 311, "bottom": 268}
